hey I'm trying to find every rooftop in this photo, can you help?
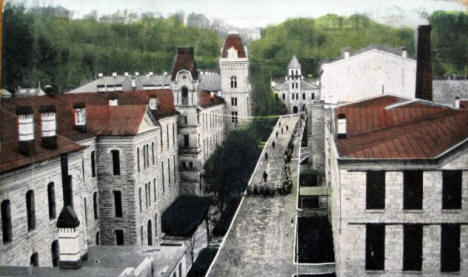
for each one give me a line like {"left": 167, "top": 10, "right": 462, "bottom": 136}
{"left": 221, "top": 34, "right": 246, "bottom": 58}
{"left": 335, "top": 95, "right": 468, "bottom": 159}
{"left": 207, "top": 115, "right": 303, "bottom": 277}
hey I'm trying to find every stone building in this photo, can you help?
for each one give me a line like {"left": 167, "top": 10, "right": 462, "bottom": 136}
{"left": 320, "top": 44, "right": 416, "bottom": 104}
{"left": 325, "top": 94, "right": 468, "bottom": 276}
{"left": 272, "top": 56, "right": 320, "bottom": 114}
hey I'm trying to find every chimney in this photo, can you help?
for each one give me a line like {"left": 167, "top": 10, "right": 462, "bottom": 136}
{"left": 131, "top": 77, "right": 136, "bottom": 90}
{"left": 337, "top": 113, "right": 347, "bottom": 139}
{"left": 16, "top": 106, "right": 35, "bottom": 155}
{"left": 108, "top": 94, "right": 118, "bottom": 106}
{"left": 454, "top": 96, "right": 460, "bottom": 109}
{"left": 148, "top": 95, "right": 158, "bottom": 111}
{"left": 210, "top": 92, "right": 215, "bottom": 101}
{"left": 342, "top": 47, "right": 350, "bottom": 59}
{"left": 73, "top": 103, "right": 87, "bottom": 132}
{"left": 401, "top": 46, "right": 408, "bottom": 58}
{"left": 415, "top": 25, "right": 433, "bottom": 101}
{"left": 177, "top": 47, "right": 194, "bottom": 57}
{"left": 57, "top": 206, "right": 82, "bottom": 269}
{"left": 39, "top": 105, "right": 57, "bottom": 149}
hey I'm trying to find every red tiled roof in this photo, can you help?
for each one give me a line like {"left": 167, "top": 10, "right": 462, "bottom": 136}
{"left": 171, "top": 47, "right": 198, "bottom": 81}
{"left": 200, "top": 91, "right": 225, "bottom": 108}
{"left": 87, "top": 105, "right": 147, "bottom": 136}
{"left": 221, "top": 34, "right": 246, "bottom": 58}
{"left": 0, "top": 90, "right": 177, "bottom": 173}
{"left": 335, "top": 95, "right": 468, "bottom": 159}
{"left": 461, "top": 100, "right": 468, "bottom": 110}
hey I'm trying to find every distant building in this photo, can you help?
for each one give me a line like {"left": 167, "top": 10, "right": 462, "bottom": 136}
{"left": 320, "top": 44, "right": 416, "bottom": 104}
{"left": 272, "top": 56, "right": 320, "bottom": 114}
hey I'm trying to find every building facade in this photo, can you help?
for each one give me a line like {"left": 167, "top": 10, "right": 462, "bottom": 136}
{"left": 325, "top": 95, "right": 468, "bottom": 276}
{"left": 320, "top": 44, "right": 416, "bottom": 104}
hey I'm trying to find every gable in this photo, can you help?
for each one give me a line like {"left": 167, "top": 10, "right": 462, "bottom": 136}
{"left": 137, "top": 112, "right": 157, "bottom": 134}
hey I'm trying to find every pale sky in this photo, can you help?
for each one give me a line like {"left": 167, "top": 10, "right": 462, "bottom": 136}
{"left": 6, "top": 0, "right": 468, "bottom": 28}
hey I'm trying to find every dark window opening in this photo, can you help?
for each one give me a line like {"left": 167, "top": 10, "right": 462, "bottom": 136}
{"left": 161, "top": 162, "right": 165, "bottom": 192}
{"left": 182, "top": 87, "right": 188, "bottom": 105}
{"left": 139, "top": 187, "right": 142, "bottom": 213}
{"left": 26, "top": 190, "right": 36, "bottom": 231}
{"left": 152, "top": 142, "right": 155, "bottom": 165}
{"left": 111, "top": 150, "right": 120, "bottom": 175}
{"left": 96, "top": 231, "right": 100, "bottom": 245}
{"left": 48, "top": 182, "right": 56, "bottom": 219}
{"left": 153, "top": 179, "right": 157, "bottom": 202}
{"left": 30, "top": 252, "right": 39, "bottom": 267}
{"left": 184, "top": 135, "right": 189, "bottom": 149}
{"left": 51, "top": 240, "right": 59, "bottom": 267}
{"left": 441, "top": 224, "right": 460, "bottom": 272}
{"left": 93, "top": 192, "right": 98, "bottom": 219}
{"left": 115, "top": 230, "right": 124, "bottom": 245}
{"left": 1, "top": 200, "right": 12, "bottom": 243}
{"left": 84, "top": 197, "right": 87, "bottom": 225}
{"left": 230, "top": 76, "right": 237, "bottom": 88}
{"left": 403, "top": 171, "right": 423, "bottom": 210}
{"left": 302, "top": 93, "right": 305, "bottom": 100}
{"left": 137, "top": 147, "right": 141, "bottom": 171}
{"left": 403, "top": 224, "right": 423, "bottom": 271}
{"left": 148, "top": 220, "right": 153, "bottom": 246}
{"left": 442, "top": 170, "right": 462, "bottom": 209}
{"left": 366, "top": 224, "right": 385, "bottom": 270}
{"left": 91, "top": 151, "right": 96, "bottom": 177}
{"left": 366, "top": 171, "right": 385, "bottom": 209}
{"left": 113, "top": 191, "right": 123, "bottom": 217}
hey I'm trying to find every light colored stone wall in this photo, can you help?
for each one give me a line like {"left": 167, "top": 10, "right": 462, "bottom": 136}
{"left": 321, "top": 49, "right": 416, "bottom": 104}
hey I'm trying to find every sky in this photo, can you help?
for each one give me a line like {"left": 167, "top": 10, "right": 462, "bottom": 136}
{"left": 6, "top": 0, "right": 468, "bottom": 28}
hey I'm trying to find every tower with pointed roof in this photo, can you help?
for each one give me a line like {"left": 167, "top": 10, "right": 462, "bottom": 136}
{"left": 219, "top": 33, "right": 252, "bottom": 130}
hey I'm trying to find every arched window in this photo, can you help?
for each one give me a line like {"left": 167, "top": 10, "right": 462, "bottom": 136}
{"left": 230, "top": 76, "right": 237, "bottom": 88}
{"left": 181, "top": 87, "right": 188, "bottom": 105}
{"left": 30, "top": 252, "right": 39, "bottom": 267}
{"left": 47, "top": 182, "right": 56, "bottom": 219}
{"left": 148, "top": 220, "right": 153, "bottom": 246}
{"left": 51, "top": 240, "right": 59, "bottom": 267}
{"left": 26, "top": 190, "right": 35, "bottom": 231}
{"left": 93, "top": 192, "right": 98, "bottom": 219}
{"left": 1, "top": 200, "right": 12, "bottom": 243}
{"left": 111, "top": 150, "right": 120, "bottom": 175}
{"left": 91, "top": 151, "right": 96, "bottom": 177}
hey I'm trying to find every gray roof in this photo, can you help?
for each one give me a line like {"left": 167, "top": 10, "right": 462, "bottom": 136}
{"left": 288, "top": 55, "right": 301, "bottom": 69}
{"left": 68, "top": 72, "right": 221, "bottom": 93}
{"left": 272, "top": 78, "right": 319, "bottom": 91}
{"left": 321, "top": 43, "right": 414, "bottom": 65}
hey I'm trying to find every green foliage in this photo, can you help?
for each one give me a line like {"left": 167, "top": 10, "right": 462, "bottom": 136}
{"left": 430, "top": 11, "right": 468, "bottom": 76}
{"left": 1, "top": 4, "right": 221, "bottom": 92}
{"left": 250, "top": 15, "right": 415, "bottom": 80}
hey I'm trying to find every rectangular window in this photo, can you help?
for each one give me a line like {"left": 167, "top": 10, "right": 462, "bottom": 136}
{"left": 161, "top": 162, "right": 165, "bottom": 193}
{"left": 166, "top": 125, "right": 169, "bottom": 149}
{"left": 168, "top": 158, "right": 171, "bottom": 186}
{"left": 231, "top": 112, "right": 238, "bottom": 123}
{"left": 442, "top": 170, "right": 462, "bottom": 209}
{"left": 173, "top": 124, "right": 176, "bottom": 146}
{"left": 302, "top": 93, "right": 305, "bottom": 100}
{"left": 366, "top": 224, "right": 385, "bottom": 270}
{"left": 312, "top": 93, "right": 315, "bottom": 100}
{"left": 26, "top": 190, "right": 36, "bottom": 231}
{"left": 48, "top": 182, "right": 56, "bottom": 219}
{"left": 184, "top": 135, "right": 189, "bottom": 148}
{"left": 403, "top": 224, "right": 423, "bottom": 271}
{"left": 91, "top": 151, "right": 96, "bottom": 177}
{"left": 1, "top": 200, "right": 12, "bottom": 243}
{"left": 366, "top": 171, "right": 385, "bottom": 209}
{"left": 403, "top": 171, "right": 423, "bottom": 210}
{"left": 84, "top": 198, "right": 88, "bottom": 225}
{"left": 139, "top": 187, "right": 142, "bottom": 213}
{"left": 113, "top": 191, "right": 123, "bottom": 217}
{"left": 173, "top": 157, "right": 176, "bottom": 184}
{"left": 441, "top": 224, "right": 460, "bottom": 272}
{"left": 137, "top": 148, "right": 141, "bottom": 172}
{"left": 282, "top": 94, "right": 285, "bottom": 100}
{"left": 111, "top": 150, "right": 120, "bottom": 175}
{"left": 93, "top": 192, "right": 98, "bottom": 219}
{"left": 153, "top": 178, "right": 157, "bottom": 202}
{"left": 152, "top": 142, "right": 155, "bottom": 165}
{"left": 115, "top": 230, "right": 124, "bottom": 245}
{"left": 231, "top": 97, "right": 238, "bottom": 106}
{"left": 184, "top": 116, "right": 188, "bottom": 125}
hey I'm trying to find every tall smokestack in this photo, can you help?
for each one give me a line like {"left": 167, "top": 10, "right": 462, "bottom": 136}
{"left": 415, "top": 25, "right": 433, "bottom": 101}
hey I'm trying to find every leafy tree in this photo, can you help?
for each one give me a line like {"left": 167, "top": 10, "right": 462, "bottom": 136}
{"left": 1, "top": 4, "right": 34, "bottom": 91}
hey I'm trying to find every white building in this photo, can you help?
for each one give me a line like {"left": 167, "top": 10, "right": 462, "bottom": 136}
{"left": 321, "top": 44, "right": 416, "bottom": 104}
{"left": 272, "top": 56, "right": 320, "bottom": 114}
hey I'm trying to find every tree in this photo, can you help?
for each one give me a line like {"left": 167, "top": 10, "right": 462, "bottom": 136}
{"left": 1, "top": 4, "right": 34, "bottom": 91}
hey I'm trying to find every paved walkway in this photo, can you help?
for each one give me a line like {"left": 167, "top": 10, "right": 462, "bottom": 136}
{"left": 207, "top": 114, "right": 305, "bottom": 277}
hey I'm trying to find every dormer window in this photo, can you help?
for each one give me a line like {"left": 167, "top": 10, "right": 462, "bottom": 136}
{"left": 337, "top": 113, "right": 347, "bottom": 139}
{"left": 230, "top": 76, "right": 237, "bottom": 89}
{"left": 149, "top": 97, "right": 158, "bottom": 111}
{"left": 109, "top": 99, "right": 118, "bottom": 106}
{"left": 75, "top": 108, "right": 86, "bottom": 126}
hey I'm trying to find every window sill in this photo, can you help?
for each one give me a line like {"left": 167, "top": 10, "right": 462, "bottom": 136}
{"left": 442, "top": 209, "right": 461, "bottom": 213}
{"left": 365, "top": 209, "right": 385, "bottom": 213}
{"left": 403, "top": 209, "right": 423, "bottom": 213}
{"left": 402, "top": 270, "right": 423, "bottom": 274}
{"left": 366, "top": 270, "right": 385, "bottom": 274}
